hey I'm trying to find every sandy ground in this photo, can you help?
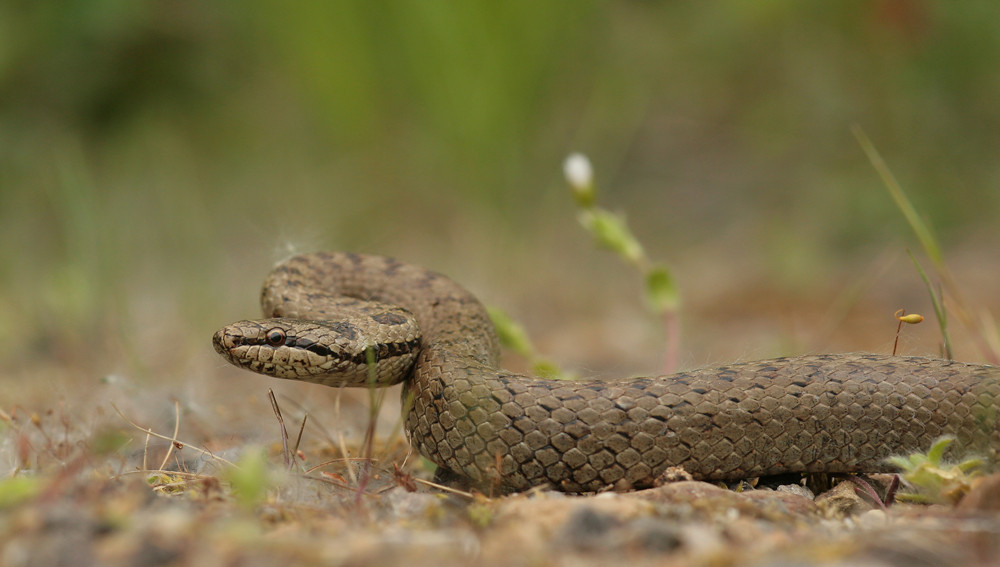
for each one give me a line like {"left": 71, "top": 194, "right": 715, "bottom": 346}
{"left": 3, "top": 242, "right": 1000, "bottom": 567}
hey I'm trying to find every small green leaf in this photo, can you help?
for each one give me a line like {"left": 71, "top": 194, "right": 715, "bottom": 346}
{"left": 0, "top": 476, "right": 41, "bottom": 509}
{"left": 886, "top": 456, "right": 912, "bottom": 470}
{"left": 926, "top": 435, "right": 954, "bottom": 465}
{"left": 487, "top": 307, "right": 534, "bottom": 358}
{"left": 224, "top": 448, "right": 276, "bottom": 509}
{"left": 531, "top": 359, "right": 559, "bottom": 379}
{"left": 577, "top": 209, "right": 644, "bottom": 265}
{"left": 468, "top": 500, "right": 495, "bottom": 528}
{"left": 419, "top": 456, "right": 438, "bottom": 474}
{"left": 894, "top": 492, "right": 933, "bottom": 504}
{"left": 532, "top": 359, "right": 575, "bottom": 380}
{"left": 956, "top": 458, "right": 984, "bottom": 473}
{"left": 645, "top": 265, "right": 679, "bottom": 313}
{"left": 488, "top": 307, "right": 571, "bottom": 379}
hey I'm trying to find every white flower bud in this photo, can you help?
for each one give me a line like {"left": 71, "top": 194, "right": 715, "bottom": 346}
{"left": 563, "top": 153, "right": 593, "bottom": 189}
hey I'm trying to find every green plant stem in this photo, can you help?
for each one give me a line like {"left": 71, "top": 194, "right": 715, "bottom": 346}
{"left": 853, "top": 125, "right": 999, "bottom": 364}
{"left": 852, "top": 126, "right": 942, "bottom": 268}
{"left": 907, "top": 250, "right": 952, "bottom": 359}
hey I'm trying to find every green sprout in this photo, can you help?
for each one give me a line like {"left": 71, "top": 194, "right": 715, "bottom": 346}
{"left": 223, "top": 447, "right": 280, "bottom": 510}
{"left": 564, "top": 153, "right": 680, "bottom": 373}
{"left": 488, "top": 306, "right": 571, "bottom": 380}
{"left": 489, "top": 154, "right": 682, "bottom": 377}
{"left": 0, "top": 475, "right": 42, "bottom": 510}
{"left": 887, "top": 436, "right": 983, "bottom": 504}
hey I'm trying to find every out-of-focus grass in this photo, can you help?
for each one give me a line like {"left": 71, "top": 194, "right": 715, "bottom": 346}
{"left": 2, "top": 2, "right": 1000, "bottom": 376}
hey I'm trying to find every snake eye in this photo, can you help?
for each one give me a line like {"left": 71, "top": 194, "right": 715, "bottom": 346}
{"left": 265, "top": 328, "right": 286, "bottom": 347}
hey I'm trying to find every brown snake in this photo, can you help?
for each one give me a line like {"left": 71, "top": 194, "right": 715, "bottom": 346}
{"left": 213, "top": 252, "right": 1000, "bottom": 493}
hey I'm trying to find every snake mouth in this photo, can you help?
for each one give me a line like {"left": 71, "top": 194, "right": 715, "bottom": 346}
{"left": 212, "top": 325, "right": 260, "bottom": 360}
{"left": 212, "top": 320, "right": 422, "bottom": 383}
{"left": 212, "top": 320, "right": 279, "bottom": 357}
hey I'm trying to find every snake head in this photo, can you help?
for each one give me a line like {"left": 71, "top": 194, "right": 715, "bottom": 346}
{"left": 212, "top": 317, "right": 420, "bottom": 388}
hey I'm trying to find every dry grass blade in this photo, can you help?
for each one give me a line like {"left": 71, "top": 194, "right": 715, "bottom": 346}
{"left": 155, "top": 400, "right": 182, "bottom": 471}
{"left": 336, "top": 430, "right": 358, "bottom": 486}
{"left": 413, "top": 477, "right": 476, "bottom": 499}
{"left": 268, "top": 389, "right": 293, "bottom": 469}
{"left": 302, "top": 457, "right": 371, "bottom": 476}
{"left": 111, "top": 403, "right": 239, "bottom": 469}
{"left": 293, "top": 412, "right": 308, "bottom": 459}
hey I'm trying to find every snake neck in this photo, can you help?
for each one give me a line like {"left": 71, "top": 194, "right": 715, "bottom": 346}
{"left": 263, "top": 252, "right": 501, "bottom": 368}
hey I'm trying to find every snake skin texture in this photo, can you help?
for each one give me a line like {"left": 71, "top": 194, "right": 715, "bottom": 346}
{"left": 213, "top": 252, "right": 1000, "bottom": 493}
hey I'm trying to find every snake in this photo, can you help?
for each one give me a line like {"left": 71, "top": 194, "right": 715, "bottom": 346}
{"left": 213, "top": 252, "right": 1000, "bottom": 493}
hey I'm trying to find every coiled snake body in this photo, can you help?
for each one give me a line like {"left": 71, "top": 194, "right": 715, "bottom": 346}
{"left": 213, "top": 252, "right": 1000, "bottom": 493}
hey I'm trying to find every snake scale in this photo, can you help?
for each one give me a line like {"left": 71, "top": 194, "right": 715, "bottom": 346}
{"left": 213, "top": 252, "right": 1000, "bottom": 493}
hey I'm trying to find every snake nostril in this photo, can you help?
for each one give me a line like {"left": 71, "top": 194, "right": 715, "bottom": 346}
{"left": 212, "top": 330, "right": 232, "bottom": 354}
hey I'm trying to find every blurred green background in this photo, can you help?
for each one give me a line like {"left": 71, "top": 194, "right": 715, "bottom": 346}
{"left": 3, "top": 1, "right": 999, "bottom": 389}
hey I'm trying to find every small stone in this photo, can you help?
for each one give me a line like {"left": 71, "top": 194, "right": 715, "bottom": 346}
{"left": 776, "top": 483, "right": 815, "bottom": 500}
{"left": 815, "top": 480, "right": 876, "bottom": 519}
{"left": 624, "top": 517, "right": 682, "bottom": 552}
{"left": 558, "top": 506, "right": 621, "bottom": 549}
{"left": 653, "top": 466, "right": 694, "bottom": 486}
{"left": 957, "top": 474, "right": 1000, "bottom": 512}
{"left": 855, "top": 509, "right": 888, "bottom": 529}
